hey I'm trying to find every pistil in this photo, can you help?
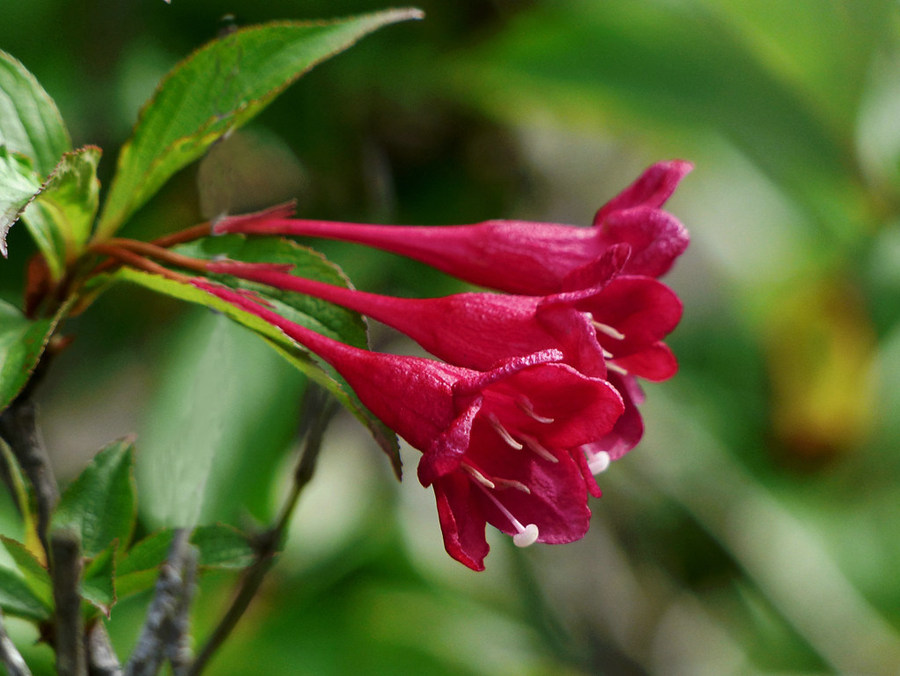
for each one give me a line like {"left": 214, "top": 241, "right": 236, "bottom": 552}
{"left": 472, "top": 481, "right": 540, "bottom": 548}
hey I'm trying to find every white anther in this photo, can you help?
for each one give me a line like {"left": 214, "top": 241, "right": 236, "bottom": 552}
{"left": 606, "top": 362, "right": 629, "bottom": 377}
{"left": 488, "top": 414, "right": 524, "bottom": 450}
{"left": 513, "top": 524, "right": 540, "bottom": 548}
{"left": 602, "top": 349, "right": 615, "bottom": 359}
{"left": 592, "top": 320, "right": 626, "bottom": 341}
{"left": 587, "top": 450, "right": 611, "bottom": 475}
{"left": 515, "top": 396, "right": 555, "bottom": 424}
{"left": 519, "top": 434, "right": 559, "bottom": 463}
{"left": 463, "top": 463, "right": 496, "bottom": 489}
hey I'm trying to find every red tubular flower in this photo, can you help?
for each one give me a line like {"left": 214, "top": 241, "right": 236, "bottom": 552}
{"left": 193, "top": 279, "right": 625, "bottom": 570}
{"left": 206, "top": 247, "right": 680, "bottom": 494}
{"left": 213, "top": 160, "right": 692, "bottom": 294}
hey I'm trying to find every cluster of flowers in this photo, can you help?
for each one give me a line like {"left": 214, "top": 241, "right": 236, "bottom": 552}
{"left": 193, "top": 160, "right": 691, "bottom": 570}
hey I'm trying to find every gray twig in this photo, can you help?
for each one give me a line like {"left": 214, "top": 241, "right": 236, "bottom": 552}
{"left": 186, "top": 387, "right": 336, "bottom": 676}
{"left": 86, "top": 622, "right": 123, "bottom": 676}
{"left": 51, "top": 529, "right": 86, "bottom": 676}
{"left": 125, "top": 529, "right": 198, "bottom": 676}
{"left": 0, "top": 607, "right": 32, "bottom": 676}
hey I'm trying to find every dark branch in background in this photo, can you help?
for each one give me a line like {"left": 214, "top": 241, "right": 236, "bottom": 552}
{"left": 187, "top": 386, "right": 337, "bottom": 676}
{"left": 51, "top": 530, "right": 86, "bottom": 676}
{"left": 0, "top": 608, "right": 32, "bottom": 676}
{"left": 0, "top": 398, "right": 60, "bottom": 556}
{"left": 125, "top": 529, "right": 199, "bottom": 676}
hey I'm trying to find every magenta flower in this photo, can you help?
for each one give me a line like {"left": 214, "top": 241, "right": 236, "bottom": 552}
{"left": 193, "top": 280, "right": 625, "bottom": 570}
{"left": 206, "top": 248, "right": 680, "bottom": 493}
{"left": 213, "top": 160, "right": 692, "bottom": 294}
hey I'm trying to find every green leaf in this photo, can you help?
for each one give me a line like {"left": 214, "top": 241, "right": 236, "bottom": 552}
{"left": 0, "top": 49, "right": 71, "bottom": 177}
{"left": 0, "top": 299, "right": 56, "bottom": 413}
{"left": 95, "top": 8, "right": 423, "bottom": 239}
{"left": 134, "top": 309, "right": 301, "bottom": 528}
{"left": 0, "top": 536, "right": 51, "bottom": 607}
{"left": 116, "top": 525, "right": 256, "bottom": 600}
{"left": 0, "top": 566, "right": 51, "bottom": 620}
{"left": 82, "top": 545, "right": 116, "bottom": 617}
{"left": 52, "top": 438, "right": 137, "bottom": 558}
{"left": 0, "top": 146, "right": 43, "bottom": 257}
{"left": 178, "top": 235, "right": 399, "bottom": 472}
{"left": 176, "top": 235, "right": 369, "bottom": 349}
{"left": 101, "top": 263, "right": 400, "bottom": 475}
{"left": 22, "top": 146, "right": 102, "bottom": 280}
{"left": 190, "top": 524, "right": 258, "bottom": 569}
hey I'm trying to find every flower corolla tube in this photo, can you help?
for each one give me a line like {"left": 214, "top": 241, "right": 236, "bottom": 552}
{"left": 213, "top": 160, "right": 692, "bottom": 294}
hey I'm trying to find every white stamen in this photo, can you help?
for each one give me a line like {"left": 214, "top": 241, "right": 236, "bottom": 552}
{"left": 494, "top": 478, "right": 532, "bottom": 494}
{"left": 587, "top": 450, "right": 611, "bottom": 475}
{"left": 592, "top": 320, "right": 626, "bottom": 341}
{"left": 471, "top": 480, "right": 540, "bottom": 548}
{"left": 602, "top": 348, "right": 615, "bottom": 359}
{"left": 515, "top": 396, "right": 555, "bottom": 424}
{"left": 488, "top": 414, "right": 524, "bottom": 450}
{"left": 519, "top": 434, "right": 559, "bottom": 463}
{"left": 606, "top": 362, "right": 629, "bottom": 377}
{"left": 513, "top": 524, "right": 540, "bottom": 547}
{"left": 463, "top": 463, "right": 496, "bottom": 489}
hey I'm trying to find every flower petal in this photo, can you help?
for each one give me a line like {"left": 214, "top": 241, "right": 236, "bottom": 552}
{"left": 611, "top": 342, "right": 678, "bottom": 382}
{"left": 433, "top": 474, "right": 490, "bottom": 571}
{"left": 599, "top": 207, "right": 689, "bottom": 278}
{"left": 594, "top": 159, "right": 693, "bottom": 222}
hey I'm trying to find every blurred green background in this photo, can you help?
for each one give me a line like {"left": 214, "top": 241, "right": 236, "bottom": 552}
{"left": 3, "top": 0, "right": 900, "bottom": 673}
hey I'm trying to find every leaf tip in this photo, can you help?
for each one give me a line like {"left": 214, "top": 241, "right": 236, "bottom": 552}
{"left": 385, "top": 7, "right": 425, "bottom": 23}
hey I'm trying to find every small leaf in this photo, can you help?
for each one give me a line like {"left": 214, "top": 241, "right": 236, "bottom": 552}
{"left": 0, "top": 298, "right": 57, "bottom": 413}
{"left": 82, "top": 545, "right": 116, "bottom": 617}
{"left": 22, "top": 146, "right": 102, "bottom": 280}
{"left": 52, "top": 438, "right": 137, "bottom": 558}
{"left": 191, "top": 524, "right": 258, "bottom": 569}
{"left": 0, "top": 566, "right": 51, "bottom": 620}
{"left": 0, "top": 49, "right": 71, "bottom": 177}
{"left": 0, "top": 536, "right": 51, "bottom": 607}
{"left": 116, "top": 525, "right": 256, "bottom": 599}
{"left": 95, "top": 8, "right": 423, "bottom": 239}
{"left": 0, "top": 146, "right": 43, "bottom": 257}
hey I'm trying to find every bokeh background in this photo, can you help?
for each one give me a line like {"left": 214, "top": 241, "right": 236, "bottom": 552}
{"left": 3, "top": 1, "right": 900, "bottom": 673}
